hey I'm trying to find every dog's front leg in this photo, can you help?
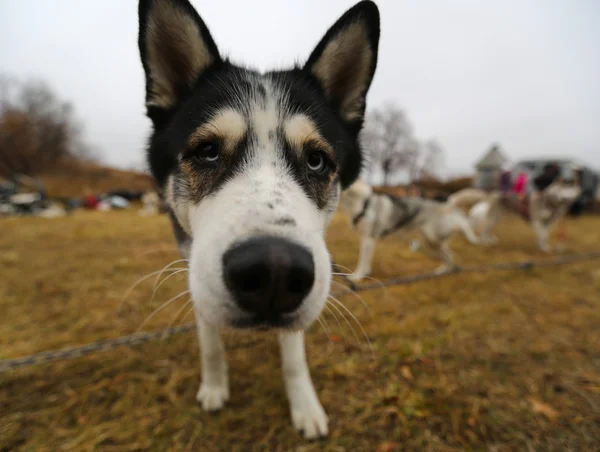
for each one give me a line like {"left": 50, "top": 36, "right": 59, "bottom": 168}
{"left": 554, "top": 220, "right": 567, "bottom": 252}
{"left": 348, "top": 235, "right": 376, "bottom": 282}
{"left": 196, "top": 319, "right": 230, "bottom": 411}
{"left": 432, "top": 241, "right": 455, "bottom": 274}
{"left": 279, "top": 332, "right": 328, "bottom": 439}
{"left": 532, "top": 222, "right": 551, "bottom": 253}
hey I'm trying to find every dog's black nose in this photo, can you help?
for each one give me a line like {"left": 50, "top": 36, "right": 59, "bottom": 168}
{"left": 223, "top": 236, "right": 315, "bottom": 318}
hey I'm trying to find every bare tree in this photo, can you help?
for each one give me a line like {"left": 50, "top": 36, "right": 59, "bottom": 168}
{"left": 407, "top": 139, "right": 444, "bottom": 182}
{"left": 0, "top": 76, "right": 96, "bottom": 177}
{"left": 361, "top": 104, "right": 415, "bottom": 185}
{"left": 361, "top": 104, "right": 446, "bottom": 185}
{"left": 419, "top": 139, "right": 444, "bottom": 180}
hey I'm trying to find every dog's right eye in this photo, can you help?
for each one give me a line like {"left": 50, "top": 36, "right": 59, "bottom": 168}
{"left": 307, "top": 151, "right": 327, "bottom": 173}
{"left": 192, "top": 141, "right": 220, "bottom": 165}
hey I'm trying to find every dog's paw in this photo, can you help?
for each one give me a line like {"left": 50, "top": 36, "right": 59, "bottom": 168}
{"left": 409, "top": 240, "right": 421, "bottom": 252}
{"left": 347, "top": 270, "right": 369, "bottom": 283}
{"left": 196, "top": 383, "right": 229, "bottom": 411}
{"left": 482, "top": 236, "right": 498, "bottom": 246}
{"left": 290, "top": 394, "right": 329, "bottom": 440}
{"left": 434, "top": 264, "right": 453, "bottom": 275}
{"left": 347, "top": 273, "right": 363, "bottom": 283}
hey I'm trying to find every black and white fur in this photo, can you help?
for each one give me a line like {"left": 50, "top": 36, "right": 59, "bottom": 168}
{"left": 138, "top": 0, "right": 379, "bottom": 438}
{"left": 340, "top": 180, "right": 480, "bottom": 281}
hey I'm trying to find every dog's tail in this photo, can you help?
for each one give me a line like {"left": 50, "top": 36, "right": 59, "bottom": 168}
{"left": 447, "top": 188, "right": 490, "bottom": 212}
{"left": 468, "top": 200, "right": 490, "bottom": 231}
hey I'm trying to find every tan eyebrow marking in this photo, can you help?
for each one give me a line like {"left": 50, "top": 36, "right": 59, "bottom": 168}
{"left": 283, "top": 114, "right": 333, "bottom": 157}
{"left": 188, "top": 108, "right": 247, "bottom": 154}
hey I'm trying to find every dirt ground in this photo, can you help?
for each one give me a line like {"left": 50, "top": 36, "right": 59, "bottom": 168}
{"left": 1, "top": 210, "right": 599, "bottom": 451}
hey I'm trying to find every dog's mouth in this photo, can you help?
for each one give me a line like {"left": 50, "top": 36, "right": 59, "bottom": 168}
{"left": 230, "top": 314, "right": 296, "bottom": 330}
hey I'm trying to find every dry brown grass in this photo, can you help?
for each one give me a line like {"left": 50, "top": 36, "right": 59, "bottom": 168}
{"left": 1, "top": 210, "right": 599, "bottom": 451}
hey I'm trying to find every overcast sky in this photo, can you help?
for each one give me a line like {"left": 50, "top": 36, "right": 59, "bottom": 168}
{"left": 1, "top": 0, "right": 599, "bottom": 176}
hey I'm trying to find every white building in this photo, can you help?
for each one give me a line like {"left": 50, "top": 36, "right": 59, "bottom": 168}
{"left": 473, "top": 145, "right": 509, "bottom": 190}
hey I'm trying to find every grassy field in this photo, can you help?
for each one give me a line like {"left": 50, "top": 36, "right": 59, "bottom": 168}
{"left": 1, "top": 210, "right": 599, "bottom": 451}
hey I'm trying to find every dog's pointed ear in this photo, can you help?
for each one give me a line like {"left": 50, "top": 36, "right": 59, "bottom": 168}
{"left": 138, "top": 0, "right": 220, "bottom": 120}
{"left": 304, "top": 1, "right": 380, "bottom": 126}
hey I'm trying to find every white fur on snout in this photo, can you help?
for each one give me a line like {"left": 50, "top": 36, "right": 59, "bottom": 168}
{"left": 186, "top": 166, "right": 332, "bottom": 329}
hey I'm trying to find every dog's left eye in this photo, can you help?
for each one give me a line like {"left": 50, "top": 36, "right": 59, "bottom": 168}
{"left": 193, "top": 140, "right": 220, "bottom": 164}
{"left": 306, "top": 151, "right": 327, "bottom": 174}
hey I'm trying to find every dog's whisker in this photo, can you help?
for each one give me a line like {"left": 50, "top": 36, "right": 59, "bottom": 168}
{"left": 330, "top": 280, "right": 374, "bottom": 315}
{"left": 136, "top": 289, "right": 190, "bottom": 333}
{"left": 355, "top": 275, "right": 388, "bottom": 302}
{"left": 327, "top": 296, "right": 361, "bottom": 345}
{"left": 174, "top": 302, "right": 196, "bottom": 329}
{"left": 323, "top": 304, "right": 367, "bottom": 355}
{"left": 331, "top": 272, "right": 389, "bottom": 304}
{"left": 315, "top": 316, "right": 332, "bottom": 343}
{"left": 151, "top": 258, "right": 189, "bottom": 294}
{"left": 151, "top": 268, "right": 189, "bottom": 300}
{"left": 328, "top": 295, "right": 374, "bottom": 357}
{"left": 180, "top": 304, "right": 196, "bottom": 324}
{"left": 318, "top": 310, "right": 332, "bottom": 333}
{"left": 168, "top": 298, "right": 194, "bottom": 329}
{"left": 323, "top": 304, "right": 344, "bottom": 335}
{"left": 331, "top": 263, "right": 354, "bottom": 274}
{"left": 118, "top": 267, "right": 187, "bottom": 314}
{"left": 332, "top": 271, "right": 387, "bottom": 293}
{"left": 159, "top": 299, "right": 194, "bottom": 343}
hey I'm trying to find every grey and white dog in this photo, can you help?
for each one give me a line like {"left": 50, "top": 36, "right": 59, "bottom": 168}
{"left": 452, "top": 181, "right": 583, "bottom": 252}
{"left": 339, "top": 180, "right": 480, "bottom": 281}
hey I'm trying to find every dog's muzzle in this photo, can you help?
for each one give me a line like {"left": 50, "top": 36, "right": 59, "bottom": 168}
{"left": 222, "top": 236, "right": 315, "bottom": 327}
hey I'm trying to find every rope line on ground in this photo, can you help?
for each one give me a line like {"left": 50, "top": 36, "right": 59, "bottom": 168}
{"left": 2, "top": 250, "right": 599, "bottom": 373}
{"left": 342, "top": 250, "right": 600, "bottom": 293}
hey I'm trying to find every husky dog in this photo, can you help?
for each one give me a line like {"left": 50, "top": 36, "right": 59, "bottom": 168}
{"left": 451, "top": 177, "right": 583, "bottom": 252}
{"left": 339, "top": 180, "right": 480, "bottom": 281}
{"left": 137, "top": 0, "right": 380, "bottom": 438}
{"left": 448, "top": 190, "right": 504, "bottom": 245}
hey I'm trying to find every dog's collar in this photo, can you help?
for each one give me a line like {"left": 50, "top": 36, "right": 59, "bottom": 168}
{"left": 352, "top": 197, "right": 371, "bottom": 226}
